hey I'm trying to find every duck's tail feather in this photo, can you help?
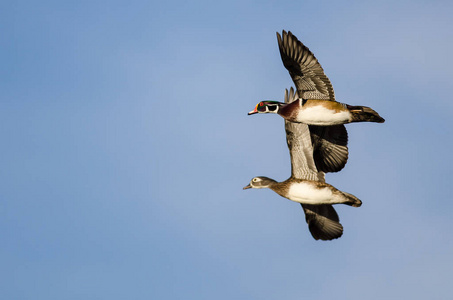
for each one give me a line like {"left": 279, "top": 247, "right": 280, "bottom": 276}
{"left": 341, "top": 191, "right": 362, "bottom": 207}
{"left": 348, "top": 105, "right": 385, "bottom": 123}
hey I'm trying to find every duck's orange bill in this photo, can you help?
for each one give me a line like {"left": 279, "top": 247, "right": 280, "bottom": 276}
{"left": 248, "top": 104, "right": 259, "bottom": 115}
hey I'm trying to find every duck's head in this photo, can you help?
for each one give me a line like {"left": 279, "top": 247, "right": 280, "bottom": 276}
{"left": 243, "top": 176, "right": 277, "bottom": 189}
{"left": 248, "top": 101, "right": 283, "bottom": 115}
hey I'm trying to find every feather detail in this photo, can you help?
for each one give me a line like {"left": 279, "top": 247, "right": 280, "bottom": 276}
{"left": 301, "top": 204, "right": 343, "bottom": 240}
{"left": 277, "top": 30, "right": 335, "bottom": 101}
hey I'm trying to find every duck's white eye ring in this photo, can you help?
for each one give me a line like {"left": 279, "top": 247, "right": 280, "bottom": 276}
{"left": 252, "top": 178, "right": 258, "bottom": 182}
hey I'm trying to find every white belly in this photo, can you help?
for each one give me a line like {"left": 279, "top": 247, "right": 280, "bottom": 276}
{"left": 295, "top": 106, "right": 351, "bottom": 125}
{"left": 286, "top": 182, "right": 334, "bottom": 204}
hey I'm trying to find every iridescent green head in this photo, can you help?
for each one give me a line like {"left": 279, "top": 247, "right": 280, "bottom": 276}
{"left": 248, "top": 101, "right": 283, "bottom": 115}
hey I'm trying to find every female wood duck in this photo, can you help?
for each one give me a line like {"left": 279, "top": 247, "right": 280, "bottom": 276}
{"left": 244, "top": 88, "right": 361, "bottom": 240}
{"left": 248, "top": 30, "right": 385, "bottom": 125}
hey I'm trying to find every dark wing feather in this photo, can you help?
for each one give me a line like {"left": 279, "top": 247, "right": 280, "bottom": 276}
{"left": 277, "top": 30, "right": 335, "bottom": 101}
{"left": 301, "top": 204, "right": 343, "bottom": 240}
{"left": 309, "top": 125, "right": 349, "bottom": 173}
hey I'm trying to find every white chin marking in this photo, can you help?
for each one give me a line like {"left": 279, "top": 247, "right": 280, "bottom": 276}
{"left": 296, "top": 106, "right": 350, "bottom": 125}
{"left": 286, "top": 182, "right": 334, "bottom": 204}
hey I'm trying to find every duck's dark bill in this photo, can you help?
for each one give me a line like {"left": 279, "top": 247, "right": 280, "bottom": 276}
{"left": 243, "top": 184, "right": 252, "bottom": 190}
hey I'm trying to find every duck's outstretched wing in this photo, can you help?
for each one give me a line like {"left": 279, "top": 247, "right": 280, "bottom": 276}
{"left": 310, "top": 124, "right": 348, "bottom": 173}
{"left": 277, "top": 30, "right": 348, "bottom": 171}
{"left": 277, "top": 30, "right": 335, "bottom": 101}
{"left": 284, "top": 88, "right": 324, "bottom": 181}
{"left": 284, "top": 87, "right": 348, "bottom": 174}
{"left": 284, "top": 88, "right": 344, "bottom": 240}
{"left": 301, "top": 204, "right": 343, "bottom": 240}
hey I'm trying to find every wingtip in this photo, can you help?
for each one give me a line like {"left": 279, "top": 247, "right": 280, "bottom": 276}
{"left": 309, "top": 221, "right": 344, "bottom": 241}
{"left": 276, "top": 31, "right": 282, "bottom": 44}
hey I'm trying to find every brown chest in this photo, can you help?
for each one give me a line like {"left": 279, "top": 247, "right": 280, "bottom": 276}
{"left": 279, "top": 100, "right": 302, "bottom": 120}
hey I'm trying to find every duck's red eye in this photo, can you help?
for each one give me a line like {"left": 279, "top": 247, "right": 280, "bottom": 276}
{"left": 259, "top": 102, "right": 264, "bottom": 106}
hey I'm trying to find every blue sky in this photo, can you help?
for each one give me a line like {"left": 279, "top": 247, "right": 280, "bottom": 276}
{"left": 1, "top": 0, "right": 453, "bottom": 299}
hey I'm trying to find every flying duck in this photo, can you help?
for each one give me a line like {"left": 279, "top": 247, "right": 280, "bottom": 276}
{"left": 244, "top": 88, "right": 361, "bottom": 240}
{"left": 248, "top": 30, "right": 385, "bottom": 125}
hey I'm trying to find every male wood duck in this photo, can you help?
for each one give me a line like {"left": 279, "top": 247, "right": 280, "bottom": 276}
{"left": 244, "top": 88, "right": 361, "bottom": 240}
{"left": 248, "top": 30, "right": 385, "bottom": 125}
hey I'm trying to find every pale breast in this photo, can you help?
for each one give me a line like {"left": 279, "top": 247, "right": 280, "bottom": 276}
{"left": 286, "top": 182, "right": 334, "bottom": 204}
{"left": 295, "top": 105, "right": 351, "bottom": 125}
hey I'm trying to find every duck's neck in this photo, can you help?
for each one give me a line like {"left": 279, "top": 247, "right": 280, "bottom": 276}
{"left": 267, "top": 179, "right": 287, "bottom": 195}
{"left": 279, "top": 99, "right": 302, "bottom": 119}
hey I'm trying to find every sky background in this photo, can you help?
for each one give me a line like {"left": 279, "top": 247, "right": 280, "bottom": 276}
{"left": 1, "top": 0, "right": 453, "bottom": 299}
